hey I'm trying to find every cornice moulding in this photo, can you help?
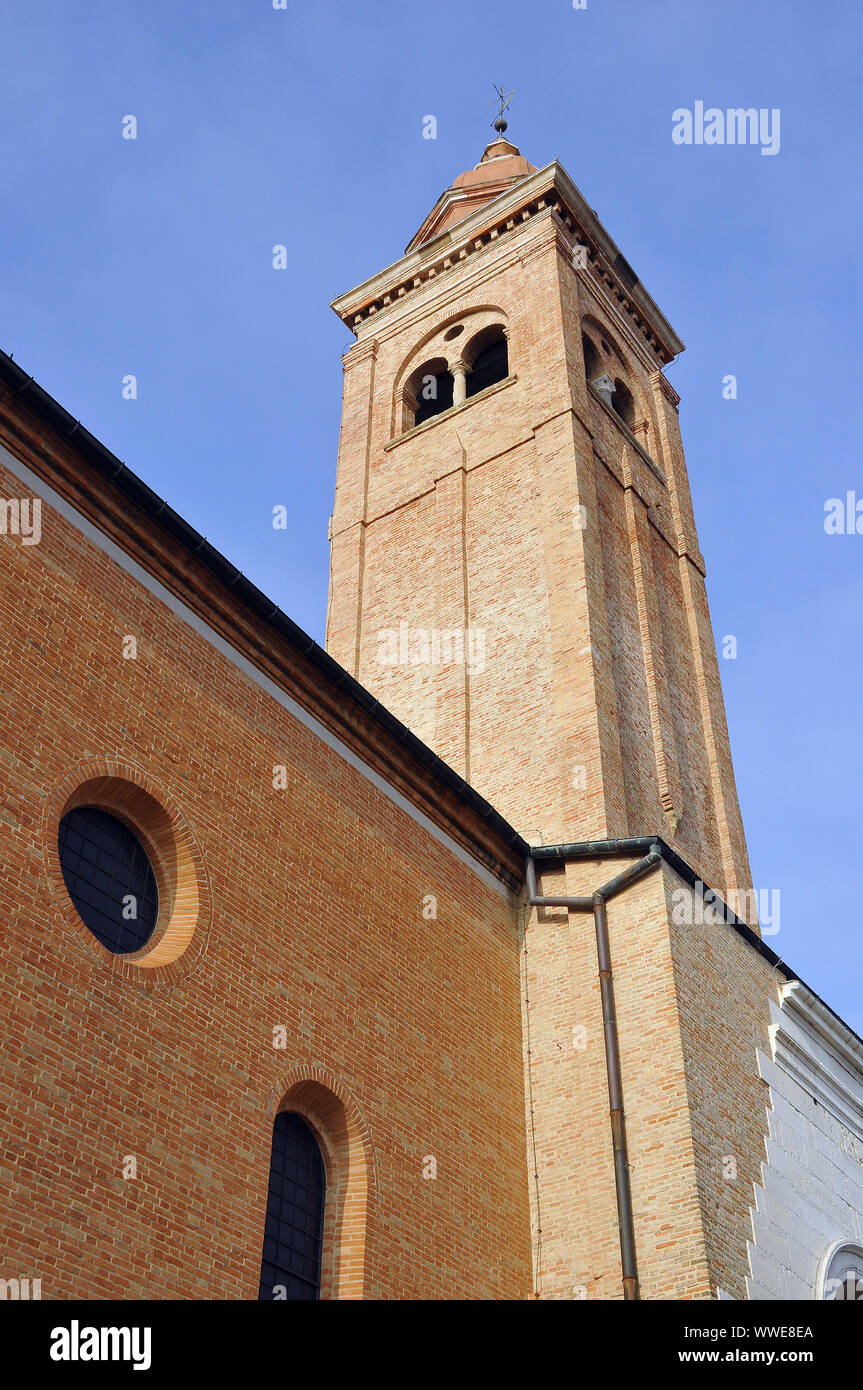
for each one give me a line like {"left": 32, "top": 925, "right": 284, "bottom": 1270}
{"left": 331, "top": 161, "right": 685, "bottom": 364}
{"left": 780, "top": 980, "right": 863, "bottom": 1076}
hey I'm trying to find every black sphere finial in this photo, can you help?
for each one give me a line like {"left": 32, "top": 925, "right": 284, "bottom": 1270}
{"left": 490, "top": 85, "right": 516, "bottom": 137}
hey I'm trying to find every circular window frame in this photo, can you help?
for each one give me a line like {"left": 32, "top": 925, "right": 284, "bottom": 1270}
{"left": 817, "top": 1240, "right": 863, "bottom": 1300}
{"left": 45, "top": 760, "right": 210, "bottom": 984}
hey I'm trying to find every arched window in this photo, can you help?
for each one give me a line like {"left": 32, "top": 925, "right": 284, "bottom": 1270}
{"left": 581, "top": 332, "right": 602, "bottom": 383}
{"left": 259, "top": 1112, "right": 326, "bottom": 1300}
{"left": 465, "top": 326, "right": 508, "bottom": 398}
{"left": 58, "top": 806, "right": 159, "bottom": 954}
{"left": 611, "top": 378, "right": 636, "bottom": 430}
{"left": 582, "top": 323, "right": 640, "bottom": 434}
{"left": 406, "top": 357, "right": 453, "bottom": 428}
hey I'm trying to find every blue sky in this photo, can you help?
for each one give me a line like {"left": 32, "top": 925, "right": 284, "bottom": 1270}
{"left": 1, "top": 0, "right": 861, "bottom": 1029}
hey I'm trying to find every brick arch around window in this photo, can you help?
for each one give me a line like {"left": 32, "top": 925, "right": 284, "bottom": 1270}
{"left": 43, "top": 757, "right": 211, "bottom": 988}
{"left": 265, "top": 1065, "right": 377, "bottom": 1300}
{"left": 392, "top": 305, "right": 509, "bottom": 436}
{"left": 462, "top": 322, "right": 509, "bottom": 397}
{"left": 580, "top": 314, "right": 649, "bottom": 436}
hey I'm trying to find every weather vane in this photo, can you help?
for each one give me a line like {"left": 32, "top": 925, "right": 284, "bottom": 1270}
{"left": 490, "top": 84, "right": 515, "bottom": 135}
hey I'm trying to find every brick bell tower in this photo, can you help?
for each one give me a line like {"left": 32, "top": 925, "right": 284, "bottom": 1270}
{"left": 327, "top": 121, "right": 771, "bottom": 1301}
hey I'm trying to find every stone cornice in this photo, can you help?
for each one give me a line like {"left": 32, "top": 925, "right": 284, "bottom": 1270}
{"left": 340, "top": 206, "right": 552, "bottom": 349}
{"left": 780, "top": 980, "right": 863, "bottom": 1078}
{"left": 331, "top": 160, "right": 685, "bottom": 365}
{"left": 770, "top": 981, "right": 863, "bottom": 1143}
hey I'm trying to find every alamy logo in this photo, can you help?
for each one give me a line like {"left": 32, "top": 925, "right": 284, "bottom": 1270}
{"left": 50, "top": 1321, "right": 152, "bottom": 1372}
{"left": 376, "top": 622, "right": 486, "bottom": 675}
{"left": 671, "top": 880, "right": 780, "bottom": 936}
{"left": 0, "top": 1276, "right": 41, "bottom": 1299}
{"left": 824, "top": 493, "right": 863, "bottom": 534}
{"left": 672, "top": 102, "right": 780, "bottom": 156}
{"left": 0, "top": 497, "right": 41, "bottom": 544}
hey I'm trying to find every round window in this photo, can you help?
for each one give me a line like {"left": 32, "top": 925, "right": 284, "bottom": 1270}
{"left": 58, "top": 806, "right": 159, "bottom": 955}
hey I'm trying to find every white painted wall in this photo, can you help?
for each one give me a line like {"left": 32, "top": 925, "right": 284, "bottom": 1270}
{"left": 747, "top": 981, "right": 863, "bottom": 1300}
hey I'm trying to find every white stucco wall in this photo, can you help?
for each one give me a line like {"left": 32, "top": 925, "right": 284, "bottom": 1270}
{"left": 746, "top": 981, "right": 863, "bottom": 1300}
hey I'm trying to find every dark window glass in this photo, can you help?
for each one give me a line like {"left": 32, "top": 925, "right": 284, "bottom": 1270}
{"left": 466, "top": 337, "right": 508, "bottom": 397}
{"left": 58, "top": 807, "right": 158, "bottom": 955}
{"left": 414, "top": 368, "right": 454, "bottom": 426}
{"left": 259, "top": 1113, "right": 326, "bottom": 1300}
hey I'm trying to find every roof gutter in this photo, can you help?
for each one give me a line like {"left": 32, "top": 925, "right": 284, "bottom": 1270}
{"left": 525, "top": 833, "right": 863, "bottom": 1300}
{"left": 532, "top": 835, "right": 795, "bottom": 979}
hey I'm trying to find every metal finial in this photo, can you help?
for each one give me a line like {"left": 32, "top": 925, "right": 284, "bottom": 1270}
{"left": 490, "top": 84, "right": 516, "bottom": 135}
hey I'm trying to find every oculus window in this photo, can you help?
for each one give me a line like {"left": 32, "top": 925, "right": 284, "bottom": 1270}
{"left": 58, "top": 806, "right": 158, "bottom": 955}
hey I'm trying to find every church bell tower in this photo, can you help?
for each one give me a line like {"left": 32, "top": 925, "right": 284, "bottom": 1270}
{"left": 326, "top": 117, "right": 771, "bottom": 1300}
{"left": 326, "top": 121, "right": 752, "bottom": 904}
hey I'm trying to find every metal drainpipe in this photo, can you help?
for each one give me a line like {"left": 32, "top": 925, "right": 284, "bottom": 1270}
{"left": 525, "top": 845, "right": 663, "bottom": 1302}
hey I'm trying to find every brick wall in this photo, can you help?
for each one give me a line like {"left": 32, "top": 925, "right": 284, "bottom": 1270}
{"left": 0, "top": 447, "right": 532, "bottom": 1300}
{"left": 523, "top": 856, "right": 777, "bottom": 1300}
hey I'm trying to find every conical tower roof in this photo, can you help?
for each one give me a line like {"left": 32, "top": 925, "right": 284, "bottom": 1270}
{"left": 406, "top": 136, "right": 537, "bottom": 253}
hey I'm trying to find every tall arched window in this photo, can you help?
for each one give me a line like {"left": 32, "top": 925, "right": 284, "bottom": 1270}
{"left": 259, "top": 1112, "right": 326, "bottom": 1300}
{"left": 465, "top": 326, "right": 508, "bottom": 397}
